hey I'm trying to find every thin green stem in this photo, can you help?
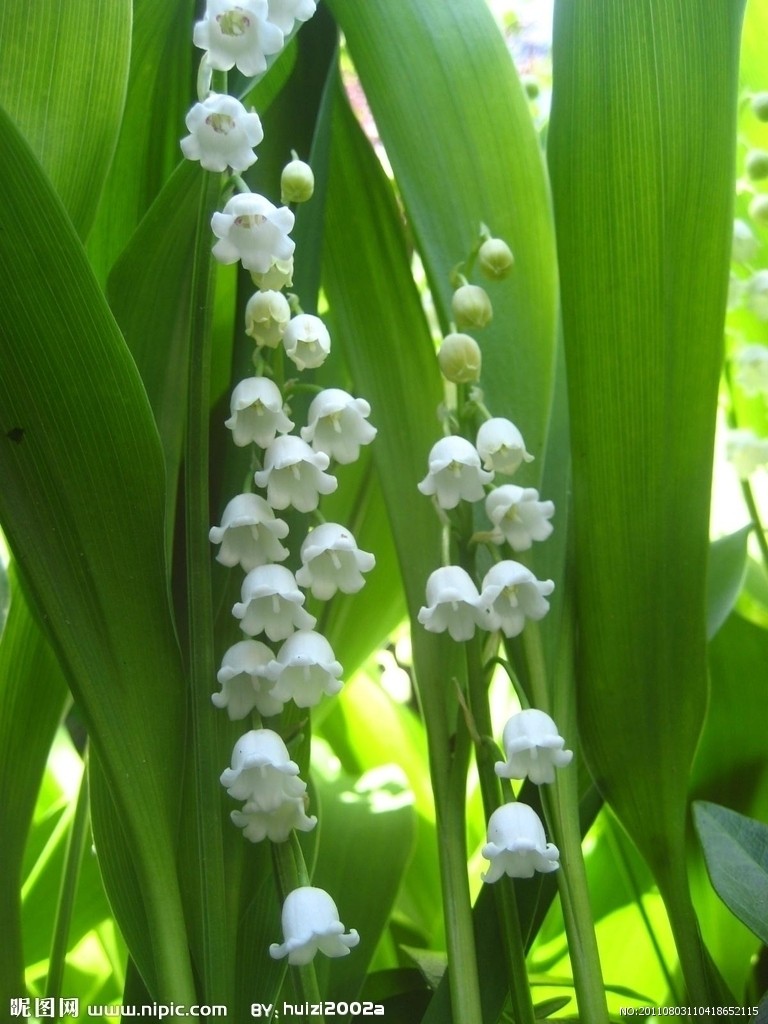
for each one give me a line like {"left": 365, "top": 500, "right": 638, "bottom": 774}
{"left": 741, "top": 478, "right": 768, "bottom": 571}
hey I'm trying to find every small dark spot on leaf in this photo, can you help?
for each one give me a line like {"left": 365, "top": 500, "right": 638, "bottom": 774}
{"left": 6, "top": 427, "right": 24, "bottom": 444}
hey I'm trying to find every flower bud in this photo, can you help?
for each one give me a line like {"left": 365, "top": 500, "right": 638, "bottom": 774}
{"left": 732, "top": 220, "right": 758, "bottom": 264}
{"left": 451, "top": 284, "right": 493, "bottom": 330}
{"left": 749, "top": 195, "right": 768, "bottom": 227}
{"left": 478, "top": 237, "right": 514, "bottom": 280}
{"left": 746, "top": 150, "right": 768, "bottom": 182}
{"left": 752, "top": 92, "right": 768, "bottom": 123}
{"left": 438, "top": 332, "right": 482, "bottom": 383}
{"left": 281, "top": 159, "right": 315, "bottom": 204}
{"left": 522, "top": 75, "right": 540, "bottom": 100}
{"left": 244, "top": 290, "right": 291, "bottom": 348}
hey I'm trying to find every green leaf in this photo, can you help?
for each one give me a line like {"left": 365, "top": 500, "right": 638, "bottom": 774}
{"left": 548, "top": 0, "right": 745, "bottom": 1002}
{"left": 694, "top": 801, "right": 768, "bottom": 946}
{"left": 0, "top": 0, "right": 131, "bottom": 238}
{"left": 0, "top": 107, "right": 194, "bottom": 1000}
{"left": 707, "top": 527, "right": 751, "bottom": 640}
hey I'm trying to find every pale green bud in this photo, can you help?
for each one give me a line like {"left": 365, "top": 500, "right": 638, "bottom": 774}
{"left": 749, "top": 194, "right": 768, "bottom": 227}
{"left": 478, "top": 237, "right": 515, "bottom": 280}
{"left": 522, "top": 76, "right": 540, "bottom": 100}
{"left": 451, "top": 284, "right": 493, "bottom": 330}
{"left": 245, "top": 290, "right": 291, "bottom": 348}
{"left": 281, "top": 159, "right": 315, "bottom": 204}
{"left": 746, "top": 150, "right": 768, "bottom": 182}
{"left": 438, "top": 332, "right": 482, "bottom": 383}
{"left": 752, "top": 93, "right": 768, "bottom": 123}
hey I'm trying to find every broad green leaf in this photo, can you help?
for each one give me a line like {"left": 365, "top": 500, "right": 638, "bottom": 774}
{"left": 694, "top": 801, "right": 768, "bottom": 947}
{"left": 0, "top": 0, "right": 131, "bottom": 238}
{"left": 548, "top": 0, "right": 745, "bottom": 1002}
{"left": 0, "top": 108, "right": 194, "bottom": 1000}
{"left": 707, "top": 527, "right": 750, "bottom": 639}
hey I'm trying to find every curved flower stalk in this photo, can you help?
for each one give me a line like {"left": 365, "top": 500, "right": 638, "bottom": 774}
{"left": 270, "top": 887, "right": 359, "bottom": 965}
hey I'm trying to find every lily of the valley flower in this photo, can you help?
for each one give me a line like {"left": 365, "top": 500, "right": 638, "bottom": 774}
{"left": 295, "top": 523, "right": 375, "bottom": 600}
{"left": 485, "top": 485, "right": 555, "bottom": 551}
{"left": 193, "top": 0, "right": 284, "bottom": 77}
{"left": 267, "top": 630, "right": 344, "bottom": 708}
{"left": 417, "top": 566, "right": 491, "bottom": 642}
{"left": 301, "top": 389, "right": 377, "bottom": 464}
{"left": 267, "top": 0, "right": 317, "bottom": 35}
{"left": 254, "top": 435, "right": 337, "bottom": 512}
{"left": 495, "top": 709, "right": 573, "bottom": 785}
{"left": 251, "top": 256, "right": 294, "bottom": 291}
{"left": 232, "top": 563, "right": 315, "bottom": 641}
{"left": 482, "top": 802, "right": 560, "bottom": 881}
{"left": 451, "top": 283, "right": 493, "bottom": 329}
{"left": 479, "top": 561, "right": 554, "bottom": 638}
{"left": 225, "top": 376, "right": 294, "bottom": 448}
{"left": 245, "top": 290, "right": 291, "bottom": 349}
{"left": 213, "top": 639, "right": 283, "bottom": 719}
{"left": 735, "top": 344, "right": 768, "bottom": 396}
{"left": 725, "top": 428, "right": 768, "bottom": 479}
{"left": 417, "top": 436, "right": 493, "bottom": 509}
{"left": 209, "top": 493, "right": 289, "bottom": 570}
{"left": 476, "top": 418, "right": 533, "bottom": 475}
{"left": 180, "top": 92, "right": 264, "bottom": 173}
{"left": 283, "top": 313, "right": 331, "bottom": 370}
{"left": 212, "top": 193, "right": 295, "bottom": 274}
{"left": 270, "top": 886, "right": 359, "bottom": 965}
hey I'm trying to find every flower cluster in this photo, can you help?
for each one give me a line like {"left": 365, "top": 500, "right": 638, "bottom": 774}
{"left": 184, "top": 0, "right": 362, "bottom": 965}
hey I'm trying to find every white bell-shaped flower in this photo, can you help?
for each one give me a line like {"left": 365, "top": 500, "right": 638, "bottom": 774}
{"left": 725, "top": 429, "right": 768, "bottom": 479}
{"left": 254, "top": 435, "right": 337, "bottom": 512}
{"left": 193, "top": 0, "right": 284, "bottom": 77}
{"left": 267, "top": 0, "right": 317, "bottom": 34}
{"left": 245, "top": 290, "right": 291, "bottom": 349}
{"left": 301, "top": 389, "right": 377, "bottom": 464}
{"left": 250, "top": 256, "right": 294, "bottom": 291}
{"left": 212, "top": 193, "right": 294, "bottom": 274}
{"left": 225, "top": 377, "right": 294, "bottom": 448}
{"left": 295, "top": 523, "right": 375, "bottom": 600}
{"left": 735, "top": 344, "right": 768, "bottom": 397}
{"left": 417, "top": 436, "right": 493, "bottom": 509}
{"left": 732, "top": 219, "right": 758, "bottom": 263}
{"left": 231, "top": 798, "right": 317, "bottom": 843}
{"left": 283, "top": 313, "right": 331, "bottom": 370}
{"left": 209, "top": 493, "right": 289, "bottom": 571}
{"left": 233, "top": 564, "right": 316, "bottom": 641}
{"left": 180, "top": 93, "right": 264, "bottom": 173}
{"left": 417, "top": 566, "right": 491, "bottom": 642}
{"left": 213, "top": 640, "right": 283, "bottom": 719}
{"left": 494, "top": 709, "right": 573, "bottom": 785}
{"left": 479, "top": 561, "right": 554, "bottom": 638}
{"left": 476, "top": 418, "right": 533, "bottom": 475}
{"left": 482, "top": 802, "right": 560, "bottom": 882}
{"left": 220, "top": 729, "right": 309, "bottom": 808}
{"left": 485, "top": 485, "right": 555, "bottom": 551}
{"left": 747, "top": 270, "right": 768, "bottom": 321}
{"left": 267, "top": 630, "right": 344, "bottom": 708}
{"left": 270, "top": 886, "right": 360, "bottom": 965}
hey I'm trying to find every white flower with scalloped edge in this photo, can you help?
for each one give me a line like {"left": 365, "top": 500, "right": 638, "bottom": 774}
{"left": 283, "top": 313, "right": 331, "bottom": 371}
{"left": 181, "top": 93, "right": 263, "bottom": 173}
{"left": 266, "top": 630, "right": 344, "bottom": 708}
{"left": 232, "top": 563, "right": 315, "bottom": 641}
{"left": 212, "top": 193, "right": 294, "bottom": 274}
{"left": 482, "top": 802, "right": 560, "bottom": 882}
{"left": 209, "top": 493, "right": 289, "bottom": 571}
{"left": 225, "top": 376, "right": 294, "bottom": 448}
{"left": 495, "top": 709, "right": 573, "bottom": 785}
{"left": 417, "top": 435, "right": 493, "bottom": 509}
{"left": 479, "top": 561, "right": 554, "bottom": 638}
{"left": 267, "top": 0, "right": 317, "bottom": 34}
{"left": 213, "top": 639, "right": 283, "bottom": 719}
{"left": 193, "top": 0, "right": 284, "bottom": 76}
{"left": 476, "top": 418, "right": 533, "bottom": 476}
{"left": 270, "top": 886, "right": 359, "bottom": 965}
{"left": 301, "top": 388, "right": 377, "bottom": 464}
{"left": 245, "top": 290, "right": 291, "bottom": 349}
{"left": 734, "top": 344, "right": 768, "bottom": 397}
{"left": 254, "top": 435, "right": 337, "bottom": 512}
{"left": 417, "top": 565, "right": 492, "bottom": 642}
{"left": 295, "top": 523, "right": 375, "bottom": 600}
{"left": 485, "top": 485, "right": 554, "bottom": 551}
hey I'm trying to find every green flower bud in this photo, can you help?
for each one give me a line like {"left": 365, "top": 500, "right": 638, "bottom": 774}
{"left": 522, "top": 75, "right": 540, "bottom": 100}
{"left": 244, "top": 290, "right": 291, "bottom": 348}
{"left": 281, "top": 159, "right": 315, "bottom": 204}
{"left": 749, "top": 194, "right": 768, "bottom": 227}
{"left": 746, "top": 150, "right": 768, "bottom": 182}
{"left": 478, "top": 237, "right": 515, "bottom": 280}
{"left": 752, "top": 93, "right": 768, "bottom": 123}
{"left": 438, "top": 332, "right": 482, "bottom": 383}
{"left": 451, "top": 284, "right": 493, "bottom": 330}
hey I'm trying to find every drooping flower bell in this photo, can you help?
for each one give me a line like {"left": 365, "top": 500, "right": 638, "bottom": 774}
{"left": 267, "top": 0, "right": 317, "bottom": 35}
{"left": 270, "top": 886, "right": 360, "bottom": 964}
{"left": 417, "top": 566, "right": 491, "bottom": 642}
{"left": 485, "top": 485, "right": 554, "bottom": 551}
{"left": 295, "top": 523, "right": 375, "bottom": 600}
{"left": 494, "top": 709, "right": 573, "bottom": 785}
{"left": 213, "top": 639, "right": 283, "bottom": 719}
{"left": 734, "top": 344, "right": 768, "bottom": 397}
{"left": 479, "top": 561, "right": 554, "bottom": 637}
{"left": 224, "top": 376, "right": 294, "bottom": 448}
{"left": 245, "top": 290, "right": 291, "bottom": 349}
{"left": 267, "top": 630, "right": 344, "bottom": 708}
{"left": 482, "top": 802, "right": 560, "bottom": 881}
{"left": 193, "top": 0, "right": 284, "bottom": 77}
{"left": 476, "top": 418, "right": 533, "bottom": 476}
{"left": 301, "top": 389, "right": 377, "bottom": 465}
{"left": 254, "top": 435, "right": 337, "bottom": 512}
{"left": 282, "top": 313, "right": 331, "bottom": 370}
{"left": 212, "top": 193, "right": 295, "bottom": 274}
{"left": 417, "top": 436, "right": 493, "bottom": 509}
{"left": 209, "top": 493, "right": 289, "bottom": 570}
{"left": 232, "top": 563, "right": 316, "bottom": 641}
{"left": 725, "top": 428, "right": 768, "bottom": 479}
{"left": 180, "top": 93, "right": 264, "bottom": 173}
{"left": 251, "top": 256, "right": 294, "bottom": 291}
